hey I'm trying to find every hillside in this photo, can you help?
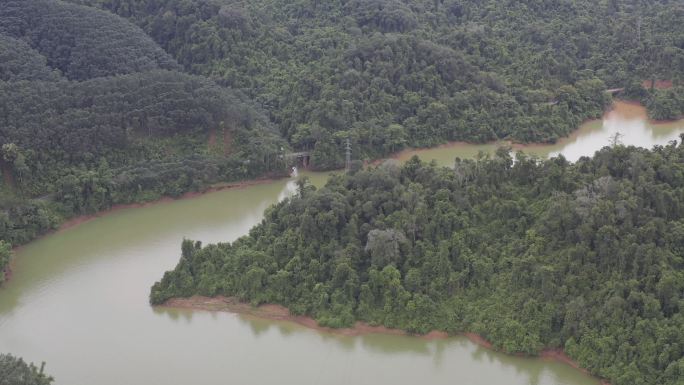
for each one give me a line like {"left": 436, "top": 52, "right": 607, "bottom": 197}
{"left": 0, "top": 0, "right": 178, "bottom": 79}
{"left": 1, "top": 0, "right": 682, "bottom": 247}
{"left": 152, "top": 142, "right": 684, "bottom": 385}
{"left": 75, "top": 0, "right": 683, "bottom": 166}
{"left": 0, "top": 0, "right": 285, "bottom": 246}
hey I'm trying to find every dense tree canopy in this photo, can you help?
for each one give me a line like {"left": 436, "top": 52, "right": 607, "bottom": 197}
{"left": 0, "top": 0, "right": 178, "bottom": 79}
{"left": 0, "top": 71, "right": 279, "bottom": 195}
{"left": 0, "top": 68, "right": 285, "bottom": 244}
{"left": 0, "top": 35, "right": 60, "bottom": 82}
{"left": 75, "top": 0, "right": 682, "bottom": 166}
{"left": 1, "top": 0, "right": 681, "bottom": 249}
{"left": 0, "top": 1, "right": 682, "bottom": 382}
{"left": 0, "top": 0, "right": 286, "bottom": 248}
{"left": 646, "top": 87, "right": 684, "bottom": 120}
{"left": 152, "top": 140, "right": 684, "bottom": 385}
{"left": 0, "top": 240, "right": 10, "bottom": 284}
{"left": 0, "top": 353, "right": 53, "bottom": 385}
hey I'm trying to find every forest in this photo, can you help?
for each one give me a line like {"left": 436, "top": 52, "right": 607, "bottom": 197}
{"left": 0, "top": 353, "right": 53, "bottom": 385}
{"left": 1, "top": 0, "right": 683, "bottom": 250}
{"left": 0, "top": 241, "right": 9, "bottom": 284}
{"left": 73, "top": 0, "right": 683, "bottom": 166}
{"left": 0, "top": 0, "right": 682, "bottom": 383}
{"left": 152, "top": 141, "right": 684, "bottom": 385}
{"left": 0, "top": 0, "right": 286, "bottom": 248}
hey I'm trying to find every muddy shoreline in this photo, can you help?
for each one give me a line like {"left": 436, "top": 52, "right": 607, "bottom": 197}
{"left": 3, "top": 172, "right": 288, "bottom": 286}
{"left": 58, "top": 176, "right": 289, "bottom": 233}
{"left": 161, "top": 295, "right": 609, "bottom": 384}
{"left": 611, "top": 99, "right": 684, "bottom": 123}
{"left": 9, "top": 175, "right": 288, "bottom": 257}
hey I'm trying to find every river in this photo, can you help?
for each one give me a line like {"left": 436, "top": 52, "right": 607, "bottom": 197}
{"left": 0, "top": 102, "right": 682, "bottom": 385}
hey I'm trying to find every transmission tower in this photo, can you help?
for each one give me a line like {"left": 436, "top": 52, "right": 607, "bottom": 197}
{"left": 345, "top": 138, "right": 351, "bottom": 172}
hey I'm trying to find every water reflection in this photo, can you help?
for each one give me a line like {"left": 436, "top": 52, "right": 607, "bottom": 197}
{"left": 152, "top": 303, "right": 596, "bottom": 385}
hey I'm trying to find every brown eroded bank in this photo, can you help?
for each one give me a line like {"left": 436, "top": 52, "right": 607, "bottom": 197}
{"left": 161, "top": 295, "right": 611, "bottom": 385}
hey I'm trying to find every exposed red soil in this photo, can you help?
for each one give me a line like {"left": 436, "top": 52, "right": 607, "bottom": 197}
{"left": 607, "top": 100, "right": 649, "bottom": 120}
{"left": 612, "top": 99, "right": 684, "bottom": 123}
{"left": 162, "top": 295, "right": 610, "bottom": 384}
{"left": 163, "top": 296, "right": 409, "bottom": 338}
{"left": 541, "top": 350, "right": 587, "bottom": 372}
{"left": 463, "top": 332, "right": 493, "bottom": 349}
{"left": 642, "top": 79, "right": 673, "bottom": 90}
{"left": 423, "top": 330, "right": 449, "bottom": 340}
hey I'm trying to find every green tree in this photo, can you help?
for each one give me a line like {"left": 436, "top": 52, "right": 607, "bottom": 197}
{"left": 0, "top": 354, "right": 53, "bottom": 385}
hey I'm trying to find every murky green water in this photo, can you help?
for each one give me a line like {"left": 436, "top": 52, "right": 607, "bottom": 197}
{"left": 395, "top": 101, "right": 684, "bottom": 165}
{"left": 1, "top": 103, "right": 682, "bottom": 385}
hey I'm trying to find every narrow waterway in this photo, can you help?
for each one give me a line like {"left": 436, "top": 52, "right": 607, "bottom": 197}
{"left": 395, "top": 101, "right": 683, "bottom": 165}
{"left": 0, "top": 102, "right": 682, "bottom": 385}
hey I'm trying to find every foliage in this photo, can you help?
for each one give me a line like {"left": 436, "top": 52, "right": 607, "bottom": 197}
{"left": 0, "top": 0, "right": 288, "bottom": 247}
{"left": 646, "top": 87, "right": 684, "bottom": 120}
{"left": 0, "top": 200, "right": 60, "bottom": 247}
{"left": 75, "top": 0, "right": 682, "bottom": 167}
{"left": 152, "top": 141, "right": 684, "bottom": 385}
{"left": 0, "top": 0, "right": 178, "bottom": 79}
{"left": 1, "top": 0, "right": 681, "bottom": 246}
{"left": 0, "top": 35, "right": 60, "bottom": 82}
{"left": 0, "top": 353, "right": 53, "bottom": 385}
{"left": 0, "top": 68, "right": 286, "bottom": 244}
{"left": 0, "top": 241, "right": 10, "bottom": 284}
{"left": 0, "top": 71, "right": 281, "bottom": 196}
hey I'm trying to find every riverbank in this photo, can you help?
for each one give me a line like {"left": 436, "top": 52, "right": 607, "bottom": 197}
{"left": 611, "top": 99, "right": 684, "bottom": 123}
{"left": 160, "top": 295, "right": 609, "bottom": 384}
{"left": 391, "top": 100, "right": 684, "bottom": 164}
{"left": 8, "top": 175, "right": 289, "bottom": 258}
{"left": 56, "top": 176, "right": 288, "bottom": 234}
{"left": 388, "top": 103, "right": 611, "bottom": 163}
{"left": 9, "top": 100, "right": 683, "bottom": 257}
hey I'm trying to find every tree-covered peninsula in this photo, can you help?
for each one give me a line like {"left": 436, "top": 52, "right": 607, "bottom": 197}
{"left": 152, "top": 141, "right": 684, "bottom": 385}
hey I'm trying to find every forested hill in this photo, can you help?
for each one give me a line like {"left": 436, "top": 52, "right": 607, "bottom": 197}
{"left": 152, "top": 141, "right": 684, "bottom": 385}
{"left": 74, "top": 0, "right": 683, "bottom": 167}
{"left": 0, "top": 0, "right": 178, "bottom": 79}
{"left": 0, "top": 0, "right": 285, "bottom": 247}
